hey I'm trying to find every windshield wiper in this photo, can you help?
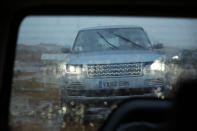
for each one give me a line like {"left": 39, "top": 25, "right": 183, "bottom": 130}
{"left": 112, "top": 33, "right": 145, "bottom": 49}
{"left": 97, "top": 32, "right": 118, "bottom": 50}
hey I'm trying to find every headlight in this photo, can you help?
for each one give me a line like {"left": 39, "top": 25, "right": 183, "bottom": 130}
{"left": 68, "top": 65, "right": 76, "bottom": 72}
{"left": 150, "top": 60, "right": 165, "bottom": 71}
{"left": 172, "top": 55, "right": 179, "bottom": 60}
{"left": 66, "top": 65, "right": 82, "bottom": 74}
{"left": 143, "top": 60, "right": 165, "bottom": 73}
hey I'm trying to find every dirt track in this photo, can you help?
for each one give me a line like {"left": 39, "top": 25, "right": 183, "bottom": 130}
{"left": 9, "top": 44, "right": 101, "bottom": 130}
{"left": 10, "top": 81, "right": 101, "bottom": 131}
{"left": 10, "top": 43, "right": 196, "bottom": 130}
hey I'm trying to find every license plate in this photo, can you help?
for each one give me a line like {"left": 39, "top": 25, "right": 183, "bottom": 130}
{"left": 99, "top": 80, "right": 129, "bottom": 88}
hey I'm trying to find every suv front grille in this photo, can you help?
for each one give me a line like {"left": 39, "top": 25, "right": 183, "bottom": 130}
{"left": 87, "top": 63, "right": 143, "bottom": 78}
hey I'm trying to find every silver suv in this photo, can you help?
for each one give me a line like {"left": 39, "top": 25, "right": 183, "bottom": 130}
{"left": 61, "top": 25, "right": 170, "bottom": 122}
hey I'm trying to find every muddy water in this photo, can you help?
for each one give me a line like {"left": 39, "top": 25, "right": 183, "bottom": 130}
{"left": 10, "top": 83, "right": 100, "bottom": 131}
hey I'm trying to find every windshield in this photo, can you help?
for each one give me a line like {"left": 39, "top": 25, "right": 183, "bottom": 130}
{"left": 73, "top": 28, "right": 151, "bottom": 52}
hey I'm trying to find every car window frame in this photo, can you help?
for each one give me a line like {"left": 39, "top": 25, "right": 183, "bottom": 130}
{"left": 1, "top": 1, "right": 197, "bottom": 130}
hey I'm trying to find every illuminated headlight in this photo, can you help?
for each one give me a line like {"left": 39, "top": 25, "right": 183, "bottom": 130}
{"left": 150, "top": 60, "right": 165, "bottom": 71}
{"left": 172, "top": 55, "right": 179, "bottom": 60}
{"left": 68, "top": 66, "right": 76, "bottom": 72}
{"left": 143, "top": 60, "right": 165, "bottom": 73}
{"left": 66, "top": 65, "right": 82, "bottom": 74}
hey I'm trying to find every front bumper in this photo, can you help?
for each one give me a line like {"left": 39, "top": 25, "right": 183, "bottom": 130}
{"left": 62, "top": 72, "right": 170, "bottom": 100}
{"left": 61, "top": 73, "right": 170, "bottom": 123}
{"left": 63, "top": 72, "right": 168, "bottom": 90}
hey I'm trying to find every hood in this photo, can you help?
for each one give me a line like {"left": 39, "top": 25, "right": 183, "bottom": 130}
{"left": 65, "top": 50, "right": 164, "bottom": 64}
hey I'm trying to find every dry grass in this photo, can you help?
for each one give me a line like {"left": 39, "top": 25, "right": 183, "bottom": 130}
{"left": 13, "top": 80, "right": 62, "bottom": 89}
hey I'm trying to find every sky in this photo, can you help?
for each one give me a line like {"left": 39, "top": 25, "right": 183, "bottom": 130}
{"left": 17, "top": 16, "right": 197, "bottom": 49}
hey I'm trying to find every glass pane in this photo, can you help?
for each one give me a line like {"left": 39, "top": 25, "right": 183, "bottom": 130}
{"left": 9, "top": 16, "right": 197, "bottom": 131}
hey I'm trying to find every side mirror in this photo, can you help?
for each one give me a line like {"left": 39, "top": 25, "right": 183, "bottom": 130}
{"left": 152, "top": 43, "right": 164, "bottom": 49}
{"left": 61, "top": 46, "right": 71, "bottom": 53}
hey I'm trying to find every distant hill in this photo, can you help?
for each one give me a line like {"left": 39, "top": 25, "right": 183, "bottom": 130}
{"left": 16, "top": 44, "right": 62, "bottom": 62}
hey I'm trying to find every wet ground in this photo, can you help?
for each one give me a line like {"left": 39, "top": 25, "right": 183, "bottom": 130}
{"left": 9, "top": 44, "right": 197, "bottom": 131}
{"left": 10, "top": 80, "right": 101, "bottom": 131}
{"left": 9, "top": 44, "right": 102, "bottom": 131}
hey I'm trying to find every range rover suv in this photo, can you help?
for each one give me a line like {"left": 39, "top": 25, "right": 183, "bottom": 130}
{"left": 61, "top": 25, "right": 170, "bottom": 122}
